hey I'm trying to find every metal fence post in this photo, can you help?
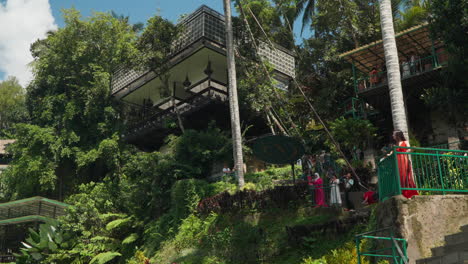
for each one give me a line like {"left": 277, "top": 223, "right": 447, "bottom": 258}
{"left": 436, "top": 150, "right": 446, "bottom": 195}
{"left": 393, "top": 148, "right": 402, "bottom": 196}
{"left": 391, "top": 239, "right": 398, "bottom": 264}
{"left": 356, "top": 237, "right": 362, "bottom": 264}
{"left": 403, "top": 240, "right": 408, "bottom": 263}
{"left": 378, "top": 162, "right": 383, "bottom": 201}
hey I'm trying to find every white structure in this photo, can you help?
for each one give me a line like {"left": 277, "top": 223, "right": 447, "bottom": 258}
{"left": 111, "top": 5, "right": 295, "bottom": 145}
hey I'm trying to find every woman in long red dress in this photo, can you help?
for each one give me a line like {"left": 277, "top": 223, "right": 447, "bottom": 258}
{"left": 393, "top": 130, "right": 419, "bottom": 199}
{"left": 307, "top": 173, "right": 327, "bottom": 207}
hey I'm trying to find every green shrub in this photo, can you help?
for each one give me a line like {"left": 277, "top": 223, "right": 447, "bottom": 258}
{"left": 171, "top": 179, "right": 210, "bottom": 221}
{"left": 241, "top": 182, "right": 256, "bottom": 191}
{"left": 121, "top": 151, "right": 186, "bottom": 219}
{"left": 142, "top": 213, "right": 174, "bottom": 256}
{"left": 301, "top": 257, "right": 327, "bottom": 264}
{"left": 200, "top": 256, "right": 225, "bottom": 264}
{"left": 325, "top": 118, "right": 377, "bottom": 154}
{"left": 172, "top": 213, "right": 218, "bottom": 251}
{"left": 167, "top": 126, "right": 231, "bottom": 178}
{"left": 244, "top": 166, "right": 298, "bottom": 191}
{"left": 302, "top": 242, "right": 370, "bottom": 264}
{"left": 207, "top": 181, "right": 237, "bottom": 196}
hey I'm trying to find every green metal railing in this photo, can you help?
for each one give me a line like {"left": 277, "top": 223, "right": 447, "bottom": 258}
{"left": 378, "top": 146, "right": 468, "bottom": 201}
{"left": 356, "top": 227, "right": 408, "bottom": 264}
{"left": 377, "top": 153, "right": 401, "bottom": 200}
{"left": 343, "top": 97, "right": 365, "bottom": 119}
{"left": 354, "top": 50, "right": 448, "bottom": 93}
{"left": 342, "top": 97, "right": 380, "bottom": 120}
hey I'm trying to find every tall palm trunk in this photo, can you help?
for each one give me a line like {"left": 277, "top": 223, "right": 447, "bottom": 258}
{"left": 224, "top": 0, "right": 245, "bottom": 188}
{"left": 379, "top": 0, "right": 410, "bottom": 140}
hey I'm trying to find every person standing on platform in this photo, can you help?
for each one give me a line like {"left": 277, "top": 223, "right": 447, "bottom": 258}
{"left": 370, "top": 67, "right": 379, "bottom": 86}
{"left": 308, "top": 173, "right": 326, "bottom": 207}
{"left": 343, "top": 172, "right": 355, "bottom": 211}
{"left": 330, "top": 175, "right": 342, "bottom": 207}
{"left": 363, "top": 186, "right": 378, "bottom": 205}
{"left": 391, "top": 130, "right": 419, "bottom": 199}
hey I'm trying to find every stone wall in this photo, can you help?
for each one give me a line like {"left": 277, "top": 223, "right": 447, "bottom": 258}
{"left": 375, "top": 195, "right": 468, "bottom": 264}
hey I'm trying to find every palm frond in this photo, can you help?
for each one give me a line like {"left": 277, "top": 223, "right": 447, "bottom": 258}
{"left": 299, "top": 0, "right": 316, "bottom": 35}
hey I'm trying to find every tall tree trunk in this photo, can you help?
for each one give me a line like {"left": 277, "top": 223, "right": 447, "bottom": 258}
{"left": 268, "top": 109, "right": 289, "bottom": 136}
{"left": 380, "top": 0, "right": 410, "bottom": 140}
{"left": 172, "top": 82, "right": 185, "bottom": 133}
{"left": 224, "top": 0, "right": 245, "bottom": 188}
{"left": 265, "top": 111, "right": 276, "bottom": 135}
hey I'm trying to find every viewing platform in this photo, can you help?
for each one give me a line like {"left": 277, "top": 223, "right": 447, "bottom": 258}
{"left": 378, "top": 145, "right": 468, "bottom": 201}
{"left": 339, "top": 24, "right": 447, "bottom": 112}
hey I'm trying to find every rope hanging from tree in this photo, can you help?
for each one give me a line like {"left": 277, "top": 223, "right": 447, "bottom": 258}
{"left": 238, "top": 2, "right": 367, "bottom": 190}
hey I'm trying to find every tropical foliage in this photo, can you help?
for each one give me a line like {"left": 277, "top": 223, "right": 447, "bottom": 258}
{"left": 0, "top": 77, "right": 27, "bottom": 137}
{"left": 426, "top": 0, "right": 468, "bottom": 122}
{"left": 0, "top": 0, "right": 464, "bottom": 263}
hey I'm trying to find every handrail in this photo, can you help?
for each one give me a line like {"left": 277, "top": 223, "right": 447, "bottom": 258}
{"left": 356, "top": 227, "right": 409, "bottom": 264}
{"left": 378, "top": 145, "right": 468, "bottom": 201}
{"left": 359, "top": 235, "right": 406, "bottom": 241}
{"left": 392, "top": 237, "right": 409, "bottom": 264}
{"left": 355, "top": 49, "right": 448, "bottom": 92}
{"left": 394, "top": 146, "right": 468, "bottom": 153}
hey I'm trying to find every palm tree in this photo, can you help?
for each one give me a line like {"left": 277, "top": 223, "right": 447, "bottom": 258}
{"left": 395, "top": 0, "right": 429, "bottom": 31}
{"left": 379, "top": 0, "right": 410, "bottom": 139}
{"left": 224, "top": 0, "right": 245, "bottom": 188}
{"left": 291, "top": 0, "right": 362, "bottom": 46}
{"left": 291, "top": 0, "right": 410, "bottom": 35}
{"left": 111, "top": 11, "right": 144, "bottom": 32}
{"left": 293, "top": 0, "right": 316, "bottom": 34}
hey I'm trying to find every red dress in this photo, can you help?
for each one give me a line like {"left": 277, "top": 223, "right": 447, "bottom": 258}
{"left": 397, "top": 141, "right": 419, "bottom": 199}
{"left": 308, "top": 175, "right": 326, "bottom": 207}
{"left": 370, "top": 69, "right": 379, "bottom": 84}
{"left": 363, "top": 191, "right": 377, "bottom": 204}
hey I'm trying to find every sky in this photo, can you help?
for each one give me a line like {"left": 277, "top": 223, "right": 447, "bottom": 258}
{"left": 0, "top": 0, "right": 310, "bottom": 87}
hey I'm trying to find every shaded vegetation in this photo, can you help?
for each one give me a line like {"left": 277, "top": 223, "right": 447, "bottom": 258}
{"left": 2, "top": 0, "right": 464, "bottom": 263}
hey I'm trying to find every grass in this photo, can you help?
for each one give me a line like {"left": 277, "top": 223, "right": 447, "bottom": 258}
{"left": 152, "top": 203, "right": 368, "bottom": 264}
{"left": 151, "top": 168, "right": 375, "bottom": 264}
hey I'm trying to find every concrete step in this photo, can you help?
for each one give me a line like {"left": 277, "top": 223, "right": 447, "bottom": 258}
{"left": 446, "top": 232, "right": 468, "bottom": 246}
{"left": 461, "top": 225, "right": 468, "bottom": 233}
{"left": 431, "top": 241, "right": 468, "bottom": 257}
{"left": 416, "top": 251, "right": 468, "bottom": 264}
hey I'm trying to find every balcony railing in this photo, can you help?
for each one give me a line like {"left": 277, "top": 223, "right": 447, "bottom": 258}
{"left": 111, "top": 67, "right": 146, "bottom": 95}
{"left": 171, "top": 5, "right": 226, "bottom": 54}
{"left": 378, "top": 146, "right": 468, "bottom": 201}
{"left": 342, "top": 97, "right": 379, "bottom": 119}
{"left": 124, "top": 78, "right": 227, "bottom": 136}
{"left": 355, "top": 49, "right": 448, "bottom": 93}
{"left": 343, "top": 97, "right": 365, "bottom": 119}
{"left": 111, "top": 6, "right": 295, "bottom": 95}
{"left": 0, "top": 255, "right": 14, "bottom": 263}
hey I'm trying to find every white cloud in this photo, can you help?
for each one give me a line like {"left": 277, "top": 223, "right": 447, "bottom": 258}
{"left": 0, "top": 0, "right": 57, "bottom": 87}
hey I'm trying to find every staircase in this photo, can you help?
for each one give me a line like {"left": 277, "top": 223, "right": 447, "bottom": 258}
{"left": 416, "top": 225, "right": 468, "bottom": 264}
